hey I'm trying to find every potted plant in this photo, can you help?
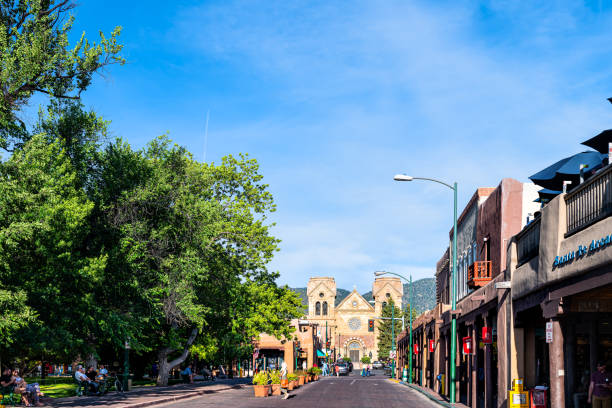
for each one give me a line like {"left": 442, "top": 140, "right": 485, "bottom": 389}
{"left": 252, "top": 372, "right": 269, "bottom": 397}
{"left": 295, "top": 369, "right": 305, "bottom": 385}
{"left": 314, "top": 367, "right": 322, "bottom": 380}
{"left": 287, "top": 373, "right": 298, "bottom": 390}
{"left": 269, "top": 370, "right": 281, "bottom": 396}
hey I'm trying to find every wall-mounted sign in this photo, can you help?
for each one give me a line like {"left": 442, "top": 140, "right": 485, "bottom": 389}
{"left": 482, "top": 327, "right": 492, "bottom": 344}
{"left": 545, "top": 322, "right": 553, "bottom": 343}
{"left": 553, "top": 234, "right": 612, "bottom": 269}
{"left": 414, "top": 343, "right": 420, "bottom": 355}
{"left": 429, "top": 339, "right": 435, "bottom": 353}
{"left": 462, "top": 337, "right": 474, "bottom": 355}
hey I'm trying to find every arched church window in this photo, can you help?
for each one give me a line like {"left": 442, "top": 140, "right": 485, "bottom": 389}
{"left": 315, "top": 301, "right": 321, "bottom": 315}
{"left": 322, "top": 301, "right": 328, "bottom": 315}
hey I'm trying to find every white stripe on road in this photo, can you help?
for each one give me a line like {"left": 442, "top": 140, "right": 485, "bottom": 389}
{"left": 350, "top": 379, "right": 356, "bottom": 385}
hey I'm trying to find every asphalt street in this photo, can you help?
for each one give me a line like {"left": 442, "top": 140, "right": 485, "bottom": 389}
{"left": 156, "top": 370, "right": 438, "bottom": 408}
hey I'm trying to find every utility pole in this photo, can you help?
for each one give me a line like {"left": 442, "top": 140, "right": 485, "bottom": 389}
{"left": 391, "top": 303, "right": 396, "bottom": 379}
{"left": 409, "top": 274, "right": 413, "bottom": 383}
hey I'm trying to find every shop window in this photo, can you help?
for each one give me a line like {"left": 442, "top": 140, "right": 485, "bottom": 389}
{"left": 322, "top": 301, "right": 328, "bottom": 315}
{"left": 315, "top": 301, "right": 321, "bottom": 315}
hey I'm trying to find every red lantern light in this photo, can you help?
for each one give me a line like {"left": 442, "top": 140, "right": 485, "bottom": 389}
{"left": 462, "top": 336, "right": 473, "bottom": 355}
{"left": 429, "top": 339, "right": 435, "bottom": 353}
{"left": 482, "top": 327, "right": 492, "bottom": 344}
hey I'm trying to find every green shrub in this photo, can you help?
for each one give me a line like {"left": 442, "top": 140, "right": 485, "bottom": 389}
{"left": 361, "top": 356, "right": 371, "bottom": 364}
{"left": 269, "top": 370, "right": 281, "bottom": 384}
{"left": 342, "top": 357, "right": 351, "bottom": 363}
{"left": 294, "top": 370, "right": 306, "bottom": 377}
{"left": 287, "top": 373, "right": 298, "bottom": 382}
{"left": 252, "top": 371, "right": 269, "bottom": 385}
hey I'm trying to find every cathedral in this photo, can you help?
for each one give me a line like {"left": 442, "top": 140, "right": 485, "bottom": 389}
{"left": 306, "top": 276, "right": 403, "bottom": 366}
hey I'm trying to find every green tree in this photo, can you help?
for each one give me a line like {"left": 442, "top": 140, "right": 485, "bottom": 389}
{"left": 376, "top": 299, "right": 417, "bottom": 361}
{"left": 101, "top": 137, "right": 302, "bottom": 385}
{"left": 0, "top": 0, "right": 124, "bottom": 150}
{"left": 0, "top": 134, "right": 107, "bottom": 361}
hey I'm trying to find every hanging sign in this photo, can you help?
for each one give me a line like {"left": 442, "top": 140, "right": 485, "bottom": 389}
{"left": 545, "top": 322, "right": 553, "bottom": 343}
{"left": 462, "top": 336, "right": 473, "bottom": 355}
{"left": 389, "top": 350, "right": 397, "bottom": 359}
{"left": 429, "top": 339, "right": 435, "bottom": 353}
{"left": 482, "top": 327, "right": 492, "bottom": 344}
{"left": 414, "top": 343, "right": 420, "bottom": 354}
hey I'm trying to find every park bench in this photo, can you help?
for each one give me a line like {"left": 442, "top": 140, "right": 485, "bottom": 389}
{"left": 0, "top": 385, "right": 18, "bottom": 406}
{"left": 74, "top": 377, "right": 90, "bottom": 397}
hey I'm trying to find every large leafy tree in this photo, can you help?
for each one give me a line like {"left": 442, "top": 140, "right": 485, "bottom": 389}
{"left": 100, "top": 137, "right": 302, "bottom": 385}
{"left": 0, "top": 0, "right": 123, "bottom": 150}
{"left": 0, "top": 134, "right": 107, "bottom": 362}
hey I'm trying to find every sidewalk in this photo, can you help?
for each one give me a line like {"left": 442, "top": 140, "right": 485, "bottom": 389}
{"left": 398, "top": 381, "right": 469, "bottom": 408}
{"left": 46, "top": 378, "right": 251, "bottom": 408}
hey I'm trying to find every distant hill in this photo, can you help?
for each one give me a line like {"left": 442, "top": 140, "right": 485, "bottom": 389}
{"left": 290, "top": 278, "right": 435, "bottom": 315}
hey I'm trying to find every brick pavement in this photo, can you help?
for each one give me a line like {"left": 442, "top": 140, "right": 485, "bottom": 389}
{"left": 45, "top": 378, "right": 251, "bottom": 408}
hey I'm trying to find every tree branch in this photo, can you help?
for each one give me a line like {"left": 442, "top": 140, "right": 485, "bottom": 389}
{"left": 166, "top": 327, "right": 199, "bottom": 369}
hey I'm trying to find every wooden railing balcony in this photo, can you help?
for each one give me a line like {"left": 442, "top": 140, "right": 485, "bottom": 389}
{"left": 467, "top": 260, "right": 492, "bottom": 289}
{"left": 565, "top": 164, "right": 612, "bottom": 237}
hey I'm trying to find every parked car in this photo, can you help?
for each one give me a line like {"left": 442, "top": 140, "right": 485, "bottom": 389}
{"left": 372, "top": 361, "right": 384, "bottom": 369}
{"left": 335, "top": 362, "right": 349, "bottom": 376}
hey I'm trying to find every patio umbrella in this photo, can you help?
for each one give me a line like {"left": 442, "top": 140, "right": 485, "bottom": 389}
{"left": 535, "top": 188, "right": 561, "bottom": 203}
{"left": 529, "top": 151, "right": 606, "bottom": 191}
{"left": 581, "top": 129, "right": 612, "bottom": 154}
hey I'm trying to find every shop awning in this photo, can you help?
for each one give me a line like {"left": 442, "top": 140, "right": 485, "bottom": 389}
{"left": 316, "top": 349, "right": 326, "bottom": 358}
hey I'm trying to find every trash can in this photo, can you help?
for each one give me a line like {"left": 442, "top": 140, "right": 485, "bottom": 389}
{"left": 530, "top": 386, "right": 548, "bottom": 408}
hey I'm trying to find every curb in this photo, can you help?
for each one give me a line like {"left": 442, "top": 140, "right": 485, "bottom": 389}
{"left": 398, "top": 382, "right": 453, "bottom": 407}
{"left": 109, "top": 384, "right": 248, "bottom": 408}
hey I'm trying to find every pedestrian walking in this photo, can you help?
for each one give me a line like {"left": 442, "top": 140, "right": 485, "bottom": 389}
{"left": 280, "top": 362, "right": 290, "bottom": 400}
{"left": 302, "top": 361, "right": 307, "bottom": 371}
{"left": 335, "top": 363, "right": 339, "bottom": 377}
{"left": 322, "top": 362, "right": 328, "bottom": 376}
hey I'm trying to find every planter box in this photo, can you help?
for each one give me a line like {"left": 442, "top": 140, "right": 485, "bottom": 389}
{"left": 271, "top": 384, "right": 281, "bottom": 396}
{"left": 298, "top": 375, "right": 304, "bottom": 385}
{"left": 288, "top": 381, "right": 295, "bottom": 391}
{"left": 253, "top": 384, "right": 269, "bottom": 397}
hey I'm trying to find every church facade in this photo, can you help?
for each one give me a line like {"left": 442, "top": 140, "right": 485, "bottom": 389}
{"left": 306, "top": 276, "right": 402, "bottom": 366}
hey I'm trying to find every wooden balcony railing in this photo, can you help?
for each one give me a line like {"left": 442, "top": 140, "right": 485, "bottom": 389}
{"left": 516, "top": 217, "right": 541, "bottom": 266}
{"left": 565, "top": 164, "right": 612, "bottom": 237}
{"left": 467, "top": 260, "right": 492, "bottom": 289}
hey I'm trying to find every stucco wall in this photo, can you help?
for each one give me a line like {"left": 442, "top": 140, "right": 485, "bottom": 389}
{"left": 512, "top": 191, "right": 612, "bottom": 299}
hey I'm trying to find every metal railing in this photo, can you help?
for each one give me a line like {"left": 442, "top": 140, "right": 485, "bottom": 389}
{"left": 516, "top": 217, "right": 541, "bottom": 266}
{"left": 565, "top": 165, "right": 612, "bottom": 236}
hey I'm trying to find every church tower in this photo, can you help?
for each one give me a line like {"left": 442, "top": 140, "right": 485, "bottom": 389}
{"left": 307, "top": 277, "right": 336, "bottom": 322}
{"left": 372, "top": 276, "right": 403, "bottom": 315}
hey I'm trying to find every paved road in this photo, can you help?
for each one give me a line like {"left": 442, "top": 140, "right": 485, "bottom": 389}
{"left": 156, "top": 370, "right": 437, "bottom": 408}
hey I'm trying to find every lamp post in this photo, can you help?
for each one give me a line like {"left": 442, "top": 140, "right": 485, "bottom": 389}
{"left": 375, "top": 270, "right": 412, "bottom": 383}
{"left": 393, "top": 174, "right": 458, "bottom": 405}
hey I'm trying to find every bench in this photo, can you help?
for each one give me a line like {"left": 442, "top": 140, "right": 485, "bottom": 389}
{"left": 74, "top": 377, "right": 90, "bottom": 396}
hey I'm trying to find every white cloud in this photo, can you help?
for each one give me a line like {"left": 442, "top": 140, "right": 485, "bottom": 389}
{"left": 168, "top": 1, "right": 612, "bottom": 290}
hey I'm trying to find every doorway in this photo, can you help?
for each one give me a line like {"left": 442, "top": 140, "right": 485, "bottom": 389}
{"left": 348, "top": 342, "right": 360, "bottom": 364}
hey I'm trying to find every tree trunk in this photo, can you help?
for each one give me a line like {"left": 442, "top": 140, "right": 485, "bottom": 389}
{"left": 85, "top": 352, "right": 97, "bottom": 370}
{"left": 156, "top": 327, "right": 199, "bottom": 386}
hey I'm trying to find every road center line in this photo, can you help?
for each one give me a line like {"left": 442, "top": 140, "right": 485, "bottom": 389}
{"left": 350, "top": 379, "right": 356, "bottom": 385}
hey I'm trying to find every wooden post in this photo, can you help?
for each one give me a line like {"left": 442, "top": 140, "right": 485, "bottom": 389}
{"left": 548, "top": 318, "right": 565, "bottom": 408}
{"left": 485, "top": 314, "right": 493, "bottom": 408}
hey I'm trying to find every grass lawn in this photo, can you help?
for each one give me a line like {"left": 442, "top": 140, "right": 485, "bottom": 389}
{"left": 39, "top": 383, "right": 76, "bottom": 399}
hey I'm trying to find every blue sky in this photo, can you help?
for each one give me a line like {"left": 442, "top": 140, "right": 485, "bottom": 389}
{"left": 40, "top": 1, "right": 612, "bottom": 292}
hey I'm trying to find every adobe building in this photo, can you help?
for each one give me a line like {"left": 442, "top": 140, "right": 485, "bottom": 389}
{"left": 306, "top": 277, "right": 402, "bottom": 366}
{"left": 399, "top": 178, "right": 539, "bottom": 407}
{"left": 509, "top": 168, "right": 612, "bottom": 407}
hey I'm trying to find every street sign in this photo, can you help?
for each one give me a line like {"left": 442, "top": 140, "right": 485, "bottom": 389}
{"left": 389, "top": 350, "right": 396, "bottom": 359}
{"left": 545, "top": 322, "right": 553, "bottom": 343}
{"left": 429, "top": 339, "right": 435, "bottom": 353}
{"left": 482, "top": 327, "right": 492, "bottom": 344}
{"left": 462, "top": 336, "right": 473, "bottom": 355}
{"left": 413, "top": 343, "right": 420, "bottom": 354}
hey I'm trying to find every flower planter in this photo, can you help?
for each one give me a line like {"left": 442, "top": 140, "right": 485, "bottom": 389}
{"left": 298, "top": 375, "right": 305, "bottom": 385}
{"left": 288, "top": 381, "right": 295, "bottom": 391}
{"left": 253, "top": 385, "right": 269, "bottom": 397}
{"left": 271, "top": 384, "right": 281, "bottom": 396}
{"left": 304, "top": 375, "right": 309, "bottom": 384}
{"left": 315, "top": 375, "right": 319, "bottom": 381}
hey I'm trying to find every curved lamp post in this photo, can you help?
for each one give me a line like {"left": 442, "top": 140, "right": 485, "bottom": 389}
{"left": 393, "top": 174, "right": 458, "bottom": 405}
{"left": 374, "top": 270, "right": 412, "bottom": 383}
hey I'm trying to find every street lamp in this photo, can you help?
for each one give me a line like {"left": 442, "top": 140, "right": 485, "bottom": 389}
{"left": 375, "top": 271, "right": 412, "bottom": 383}
{"left": 393, "top": 174, "right": 458, "bottom": 405}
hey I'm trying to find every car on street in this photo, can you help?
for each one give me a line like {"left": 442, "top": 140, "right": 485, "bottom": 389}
{"left": 372, "top": 361, "right": 384, "bottom": 369}
{"left": 334, "top": 362, "right": 349, "bottom": 376}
